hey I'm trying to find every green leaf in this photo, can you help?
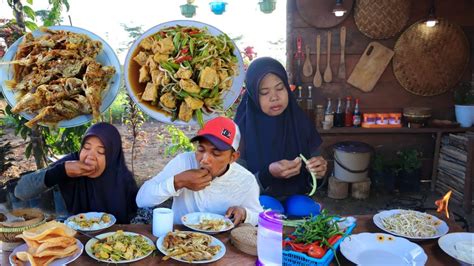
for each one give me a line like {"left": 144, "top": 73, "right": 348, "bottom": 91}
{"left": 62, "top": 0, "right": 70, "bottom": 11}
{"left": 23, "top": 6, "right": 36, "bottom": 21}
{"left": 24, "top": 21, "right": 39, "bottom": 31}
{"left": 26, "top": 0, "right": 33, "bottom": 5}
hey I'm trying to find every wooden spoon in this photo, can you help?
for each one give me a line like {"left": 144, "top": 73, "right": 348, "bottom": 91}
{"left": 337, "top": 26, "right": 346, "bottom": 80}
{"left": 303, "top": 45, "right": 313, "bottom": 77}
{"left": 323, "top": 31, "right": 332, "bottom": 83}
{"left": 313, "top": 35, "right": 322, "bottom": 88}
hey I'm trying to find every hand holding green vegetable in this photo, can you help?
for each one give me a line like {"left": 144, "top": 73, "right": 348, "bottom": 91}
{"left": 269, "top": 157, "right": 302, "bottom": 179}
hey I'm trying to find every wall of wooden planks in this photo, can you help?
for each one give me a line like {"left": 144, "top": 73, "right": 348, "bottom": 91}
{"left": 285, "top": 0, "right": 474, "bottom": 181}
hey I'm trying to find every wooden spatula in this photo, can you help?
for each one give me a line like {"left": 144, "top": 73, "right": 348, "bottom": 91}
{"left": 313, "top": 35, "right": 322, "bottom": 88}
{"left": 303, "top": 45, "right": 313, "bottom": 77}
{"left": 337, "top": 26, "right": 346, "bottom": 80}
{"left": 323, "top": 31, "right": 332, "bottom": 83}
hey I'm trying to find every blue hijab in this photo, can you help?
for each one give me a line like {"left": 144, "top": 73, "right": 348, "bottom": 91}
{"left": 235, "top": 57, "right": 322, "bottom": 196}
{"left": 55, "top": 122, "right": 138, "bottom": 223}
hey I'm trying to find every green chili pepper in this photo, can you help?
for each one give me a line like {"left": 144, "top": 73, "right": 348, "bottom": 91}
{"left": 196, "top": 108, "right": 204, "bottom": 128}
{"left": 160, "top": 61, "right": 175, "bottom": 74}
{"left": 189, "top": 38, "right": 195, "bottom": 56}
{"left": 199, "top": 88, "right": 210, "bottom": 97}
{"left": 173, "top": 32, "right": 181, "bottom": 50}
{"left": 209, "top": 86, "right": 219, "bottom": 98}
{"left": 300, "top": 154, "right": 317, "bottom": 196}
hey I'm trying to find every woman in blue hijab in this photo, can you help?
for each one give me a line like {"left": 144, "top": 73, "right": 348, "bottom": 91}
{"left": 15, "top": 122, "right": 138, "bottom": 223}
{"left": 235, "top": 57, "right": 327, "bottom": 213}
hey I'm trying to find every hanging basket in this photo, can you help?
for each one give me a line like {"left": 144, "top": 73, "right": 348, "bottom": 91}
{"left": 180, "top": 4, "right": 197, "bottom": 18}
{"left": 259, "top": 0, "right": 276, "bottom": 14}
{"left": 210, "top": 1, "right": 227, "bottom": 15}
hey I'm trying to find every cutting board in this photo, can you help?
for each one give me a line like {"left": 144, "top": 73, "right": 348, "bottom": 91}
{"left": 347, "top": 42, "right": 394, "bottom": 92}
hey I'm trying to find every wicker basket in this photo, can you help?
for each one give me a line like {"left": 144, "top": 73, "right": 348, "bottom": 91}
{"left": 354, "top": 0, "right": 411, "bottom": 39}
{"left": 0, "top": 208, "right": 46, "bottom": 243}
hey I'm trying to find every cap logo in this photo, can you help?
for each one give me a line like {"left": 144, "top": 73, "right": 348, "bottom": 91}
{"left": 221, "top": 128, "right": 231, "bottom": 139}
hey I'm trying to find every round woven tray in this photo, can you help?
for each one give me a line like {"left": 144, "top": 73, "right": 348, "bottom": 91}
{"left": 230, "top": 224, "right": 257, "bottom": 256}
{"left": 393, "top": 19, "right": 470, "bottom": 96}
{"left": 354, "top": 0, "right": 411, "bottom": 39}
{"left": 296, "top": 0, "right": 354, "bottom": 29}
{"left": 0, "top": 208, "right": 46, "bottom": 242}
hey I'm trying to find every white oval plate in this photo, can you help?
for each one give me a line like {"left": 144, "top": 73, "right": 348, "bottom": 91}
{"left": 85, "top": 231, "right": 155, "bottom": 264}
{"left": 340, "top": 233, "right": 427, "bottom": 266}
{"left": 124, "top": 20, "right": 245, "bottom": 125}
{"left": 64, "top": 212, "right": 116, "bottom": 232}
{"left": 9, "top": 239, "right": 83, "bottom": 266}
{"left": 181, "top": 212, "right": 234, "bottom": 234}
{"left": 373, "top": 209, "right": 449, "bottom": 240}
{"left": 438, "top": 232, "right": 474, "bottom": 266}
{"left": 0, "top": 25, "right": 121, "bottom": 128}
{"left": 157, "top": 231, "right": 226, "bottom": 264}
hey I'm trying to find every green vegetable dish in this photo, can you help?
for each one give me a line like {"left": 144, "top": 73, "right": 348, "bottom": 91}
{"left": 130, "top": 25, "right": 239, "bottom": 126}
{"left": 91, "top": 230, "right": 155, "bottom": 262}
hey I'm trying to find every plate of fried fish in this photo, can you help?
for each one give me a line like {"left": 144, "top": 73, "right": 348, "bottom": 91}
{"left": 157, "top": 230, "right": 226, "bottom": 263}
{"left": 0, "top": 25, "right": 121, "bottom": 128}
{"left": 182, "top": 212, "right": 234, "bottom": 234}
{"left": 124, "top": 20, "right": 245, "bottom": 126}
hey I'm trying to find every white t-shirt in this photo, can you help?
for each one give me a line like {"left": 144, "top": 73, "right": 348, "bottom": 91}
{"left": 136, "top": 152, "right": 263, "bottom": 225}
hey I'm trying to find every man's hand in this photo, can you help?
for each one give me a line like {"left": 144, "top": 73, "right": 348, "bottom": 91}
{"left": 305, "top": 156, "right": 327, "bottom": 178}
{"left": 225, "top": 206, "right": 247, "bottom": 226}
{"left": 269, "top": 157, "right": 302, "bottom": 179}
{"left": 64, "top": 161, "right": 96, "bottom": 178}
{"left": 174, "top": 169, "right": 212, "bottom": 191}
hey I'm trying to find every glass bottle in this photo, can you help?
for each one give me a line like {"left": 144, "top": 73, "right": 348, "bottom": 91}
{"left": 334, "top": 98, "right": 345, "bottom": 127}
{"left": 353, "top": 98, "right": 361, "bottom": 127}
{"left": 315, "top": 104, "right": 325, "bottom": 129}
{"left": 345, "top": 96, "right": 353, "bottom": 127}
{"left": 324, "top": 98, "right": 334, "bottom": 127}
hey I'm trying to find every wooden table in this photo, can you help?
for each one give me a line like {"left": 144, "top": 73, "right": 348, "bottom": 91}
{"left": 1, "top": 214, "right": 465, "bottom": 265}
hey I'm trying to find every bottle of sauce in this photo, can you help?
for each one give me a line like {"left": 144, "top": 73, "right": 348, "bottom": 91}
{"left": 306, "top": 85, "right": 314, "bottom": 122}
{"left": 315, "top": 104, "right": 325, "bottom": 129}
{"left": 324, "top": 98, "right": 334, "bottom": 128}
{"left": 344, "top": 96, "right": 353, "bottom": 127}
{"left": 334, "top": 98, "right": 345, "bottom": 127}
{"left": 353, "top": 98, "right": 361, "bottom": 127}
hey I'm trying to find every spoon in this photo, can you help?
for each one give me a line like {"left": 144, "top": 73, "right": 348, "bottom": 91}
{"left": 313, "top": 35, "right": 322, "bottom": 88}
{"left": 323, "top": 31, "right": 332, "bottom": 83}
{"left": 302, "top": 45, "right": 313, "bottom": 77}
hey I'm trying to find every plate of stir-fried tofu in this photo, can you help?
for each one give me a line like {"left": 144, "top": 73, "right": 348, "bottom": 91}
{"left": 124, "top": 20, "right": 245, "bottom": 126}
{"left": 0, "top": 25, "right": 121, "bottom": 128}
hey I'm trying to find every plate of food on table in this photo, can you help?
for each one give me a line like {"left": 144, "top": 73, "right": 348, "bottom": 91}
{"left": 373, "top": 209, "right": 449, "bottom": 240}
{"left": 157, "top": 230, "right": 226, "bottom": 263}
{"left": 181, "top": 212, "right": 234, "bottom": 234}
{"left": 340, "top": 232, "right": 428, "bottom": 265}
{"left": 85, "top": 230, "right": 156, "bottom": 263}
{"left": 64, "top": 212, "right": 116, "bottom": 232}
{"left": 438, "top": 232, "right": 474, "bottom": 266}
{"left": 0, "top": 25, "right": 121, "bottom": 128}
{"left": 124, "top": 20, "right": 245, "bottom": 126}
{"left": 282, "top": 210, "right": 357, "bottom": 265}
{"left": 9, "top": 220, "right": 83, "bottom": 266}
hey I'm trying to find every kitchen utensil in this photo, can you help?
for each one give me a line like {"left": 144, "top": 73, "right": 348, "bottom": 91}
{"left": 303, "top": 45, "right": 313, "bottom": 77}
{"left": 347, "top": 42, "right": 393, "bottom": 92}
{"left": 323, "top": 31, "right": 332, "bottom": 83}
{"left": 354, "top": 0, "right": 411, "bottom": 39}
{"left": 393, "top": 19, "right": 469, "bottom": 96}
{"left": 313, "top": 35, "right": 322, "bottom": 88}
{"left": 296, "top": 0, "right": 354, "bottom": 28}
{"left": 294, "top": 36, "right": 304, "bottom": 86}
{"left": 337, "top": 26, "right": 346, "bottom": 80}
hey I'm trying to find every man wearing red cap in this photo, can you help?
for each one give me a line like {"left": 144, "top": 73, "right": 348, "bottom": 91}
{"left": 136, "top": 117, "right": 263, "bottom": 226}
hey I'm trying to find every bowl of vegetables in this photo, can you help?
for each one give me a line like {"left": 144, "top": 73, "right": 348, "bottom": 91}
{"left": 124, "top": 20, "right": 245, "bottom": 126}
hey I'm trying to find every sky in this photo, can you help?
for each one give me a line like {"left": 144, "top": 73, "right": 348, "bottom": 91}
{"left": 0, "top": 0, "right": 287, "bottom": 63}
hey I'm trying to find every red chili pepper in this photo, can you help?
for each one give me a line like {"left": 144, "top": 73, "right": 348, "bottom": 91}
{"left": 175, "top": 55, "right": 193, "bottom": 64}
{"left": 160, "top": 31, "right": 166, "bottom": 38}
{"left": 188, "top": 29, "right": 201, "bottom": 35}
{"left": 180, "top": 47, "right": 189, "bottom": 54}
{"left": 328, "top": 234, "right": 343, "bottom": 247}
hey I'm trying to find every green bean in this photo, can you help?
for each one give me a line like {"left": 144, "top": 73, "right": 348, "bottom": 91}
{"left": 299, "top": 154, "right": 317, "bottom": 196}
{"left": 196, "top": 108, "right": 204, "bottom": 128}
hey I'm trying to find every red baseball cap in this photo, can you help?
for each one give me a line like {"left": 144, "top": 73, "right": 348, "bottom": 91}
{"left": 190, "top": 116, "right": 241, "bottom": 151}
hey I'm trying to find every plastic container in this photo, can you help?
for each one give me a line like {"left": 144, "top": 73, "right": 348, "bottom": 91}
{"left": 376, "top": 113, "right": 388, "bottom": 125}
{"left": 334, "top": 141, "right": 372, "bottom": 183}
{"left": 257, "top": 211, "right": 283, "bottom": 266}
{"left": 363, "top": 113, "right": 376, "bottom": 125}
{"left": 388, "top": 113, "right": 401, "bottom": 125}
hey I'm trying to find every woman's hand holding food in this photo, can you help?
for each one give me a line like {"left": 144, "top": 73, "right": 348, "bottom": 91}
{"left": 305, "top": 156, "right": 327, "bottom": 178}
{"left": 65, "top": 161, "right": 96, "bottom": 178}
{"left": 225, "top": 206, "right": 247, "bottom": 226}
{"left": 174, "top": 169, "right": 212, "bottom": 191}
{"left": 269, "top": 157, "right": 302, "bottom": 179}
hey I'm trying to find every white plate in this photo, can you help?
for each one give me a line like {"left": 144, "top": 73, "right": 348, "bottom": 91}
{"left": 85, "top": 231, "right": 155, "bottom": 264}
{"left": 124, "top": 20, "right": 245, "bottom": 125}
{"left": 181, "top": 212, "right": 234, "bottom": 234}
{"left": 9, "top": 239, "right": 83, "bottom": 266}
{"left": 64, "top": 212, "right": 116, "bottom": 232}
{"left": 340, "top": 233, "right": 427, "bottom": 266}
{"left": 438, "top": 232, "right": 474, "bottom": 266}
{"left": 373, "top": 209, "right": 449, "bottom": 240}
{"left": 156, "top": 231, "right": 226, "bottom": 264}
{"left": 0, "top": 25, "right": 121, "bottom": 128}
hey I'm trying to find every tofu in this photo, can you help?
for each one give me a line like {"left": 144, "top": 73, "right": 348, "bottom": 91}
{"left": 155, "top": 37, "right": 174, "bottom": 55}
{"left": 179, "top": 79, "right": 200, "bottom": 94}
{"left": 184, "top": 96, "right": 204, "bottom": 110}
{"left": 133, "top": 51, "right": 148, "bottom": 66}
{"left": 199, "top": 67, "right": 219, "bottom": 89}
{"left": 160, "top": 92, "right": 176, "bottom": 109}
{"left": 151, "top": 70, "right": 170, "bottom": 86}
{"left": 218, "top": 70, "right": 232, "bottom": 90}
{"left": 138, "top": 65, "right": 150, "bottom": 83}
{"left": 146, "top": 56, "right": 157, "bottom": 70}
{"left": 153, "top": 53, "right": 169, "bottom": 63}
{"left": 141, "top": 82, "right": 157, "bottom": 101}
{"left": 178, "top": 102, "right": 193, "bottom": 122}
{"left": 175, "top": 67, "right": 193, "bottom": 79}
{"left": 140, "top": 37, "right": 154, "bottom": 50}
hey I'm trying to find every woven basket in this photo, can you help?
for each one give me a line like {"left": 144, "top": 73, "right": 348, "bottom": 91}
{"left": 230, "top": 224, "right": 257, "bottom": 256}
{"left": 0, "top": 208, "right": 46, "bottom": 243}
{"left": 393, "top": 19, "right": 470, "bottom": 96}
{"left": 354, "top": 0, "right": 411, "bottom": 39}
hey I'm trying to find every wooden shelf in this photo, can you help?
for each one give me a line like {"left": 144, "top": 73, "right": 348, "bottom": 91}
{"left": 318, "top": 127, "right": 474, "bottom": 135}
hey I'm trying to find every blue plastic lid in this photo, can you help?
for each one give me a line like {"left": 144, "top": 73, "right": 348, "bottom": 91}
{"left": 334, "top": 141, "right": 372, "bottom": 153}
